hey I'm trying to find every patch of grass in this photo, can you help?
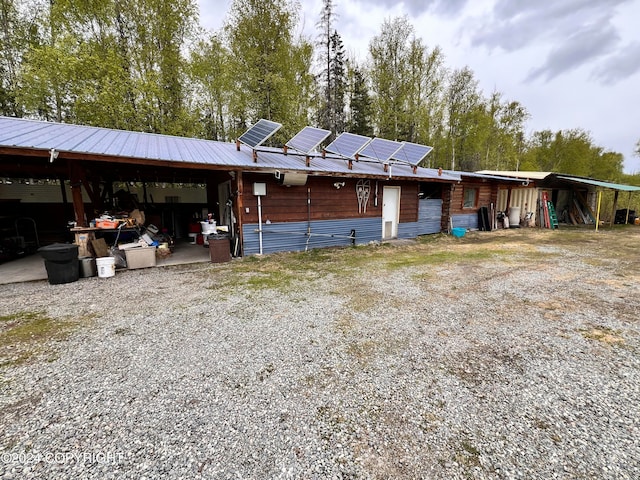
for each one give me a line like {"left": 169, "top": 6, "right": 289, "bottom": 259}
{"left": 0, "top": 311, "right": 81, "bottom": 368}
{"left": 244, "top": 270, "right": 296, "bottom": 290}
{"left": 581, "top": 326, "right": 625, "bottom": 345}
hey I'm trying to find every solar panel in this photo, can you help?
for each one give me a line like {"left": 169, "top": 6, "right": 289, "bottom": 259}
{"left": 324, "top": 132, "right": 372, "bottom": 159}
{"left": 391, "top": 142, "right": 434, "bottom": 166}
{"left": 359, "top": 138, "right": 403, "bottom": 162}
{"left": 286, "top": 126, "right": 331, "bottom": 154}
{"left": 238, "top": 119, "right": 282, "bottom": 148}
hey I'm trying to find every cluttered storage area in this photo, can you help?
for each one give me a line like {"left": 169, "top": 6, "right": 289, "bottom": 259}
{"left": 1, "top": 173, "right": 237, "bottom": 283}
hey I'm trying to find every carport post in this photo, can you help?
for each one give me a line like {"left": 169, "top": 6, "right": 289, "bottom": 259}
{"left": 69, "top": 161, "right": 87, "bottom": 227}
{"left": 595, "top": 190, "right": 602, "bottom": 232}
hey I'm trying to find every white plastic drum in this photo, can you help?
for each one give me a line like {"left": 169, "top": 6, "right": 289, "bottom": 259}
{"left": 508, "top": 206, "right": 521, "bottom": 226}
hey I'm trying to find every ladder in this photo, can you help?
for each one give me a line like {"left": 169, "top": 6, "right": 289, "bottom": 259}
{"left": 541, "top": 191, "right": 551, "bottom": 228}
{"left": 547, "top": 201, "right": 559, "bottom": 229}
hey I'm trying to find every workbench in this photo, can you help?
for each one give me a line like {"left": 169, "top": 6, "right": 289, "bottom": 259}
{"left": 70, "top": 226, "right": 139, "bottom": 257}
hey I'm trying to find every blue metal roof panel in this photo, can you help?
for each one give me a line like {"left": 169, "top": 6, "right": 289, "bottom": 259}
{"left": 0, "top": 116, "right": 460, "bottom": 181}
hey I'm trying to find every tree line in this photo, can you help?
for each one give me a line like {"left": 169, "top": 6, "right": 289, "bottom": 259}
{"left": 1, "top": 0, "right": 636, "bottom": 182}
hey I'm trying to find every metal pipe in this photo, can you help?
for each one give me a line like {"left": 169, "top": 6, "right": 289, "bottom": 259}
{"left": 305, "top": 187, "right": 311, "bottom": 251}
{"left": 254, "top": 228, "right": 356, "bottom": 240}
{"left": 257, "top": 195, "right": 263, "bottom": 255}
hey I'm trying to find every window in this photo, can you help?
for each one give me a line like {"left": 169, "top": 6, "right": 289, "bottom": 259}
{"left": 463, "top": 187, "right": 477, "bottom": 208}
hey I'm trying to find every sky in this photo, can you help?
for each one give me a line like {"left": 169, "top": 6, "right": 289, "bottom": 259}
{"left": 198, "top": 0, "right": 640, "bottom": 174}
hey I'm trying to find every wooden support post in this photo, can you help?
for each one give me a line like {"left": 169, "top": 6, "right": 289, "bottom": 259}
{"left": 305, "top": 156, "right": 310, "bottom": 167}
{"left": 612, "top": 190, "right": 619, "bottom": 227}
{"left": 595, "top": 190, "right": 602, "bottom": 232}
{"left": 69, "top": 161, "right": 87, "bottom": 227}
{"left": 234, "top": 170, "right": 243, "bottom": 256}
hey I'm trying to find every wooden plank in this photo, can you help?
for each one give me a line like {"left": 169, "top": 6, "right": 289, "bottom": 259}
{"left": 91, "top": 238, "right": 110, "bottom": 257}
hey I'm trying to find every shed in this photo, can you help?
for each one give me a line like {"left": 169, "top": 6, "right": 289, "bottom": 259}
{"left": 1, "top": 116, "right": 465, "bottom": 260}
{"left": 477, "top": 171, "right": 640, "bottom": 228}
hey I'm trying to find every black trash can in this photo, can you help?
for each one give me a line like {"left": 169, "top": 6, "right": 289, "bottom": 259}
{"left": 208, "top": 234, "right": 231, "bottom": 263}
{"left": 38, "top": 243, "right": 80, "bottom": 285}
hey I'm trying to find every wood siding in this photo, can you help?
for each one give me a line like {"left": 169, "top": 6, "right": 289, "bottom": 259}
{"left": 449, "top": 180, "right": 497, "bottom": 215}
{"left": 241, "top": 174, "right": 419, "bottom": 224}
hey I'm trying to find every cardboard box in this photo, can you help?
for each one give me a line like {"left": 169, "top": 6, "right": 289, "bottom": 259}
{"left": 124, "top": 247, "right": 156, "bottom": 269}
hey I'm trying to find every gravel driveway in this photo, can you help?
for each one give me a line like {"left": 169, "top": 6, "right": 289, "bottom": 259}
{"left": 1, "top": 228, "right": 639, "bottom": 479}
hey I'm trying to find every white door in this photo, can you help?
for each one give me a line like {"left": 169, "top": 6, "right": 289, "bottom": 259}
{"left": 382, "top": 186, "right": 400, "bottom": 239}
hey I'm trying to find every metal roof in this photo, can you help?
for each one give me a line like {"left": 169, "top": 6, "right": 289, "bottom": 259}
{"left": 476, "top": 170, "right": 552, "bottom": 180}
{"left": 477, "top": 170, "right": 640, "bottom": 192}
{"left": 555, "top": 175, "right": 640, "bottom": 192}
{"left": 448, "top": 170, "right": 531, "bottom": 184}
{"left": 0, "top": 116, "right": 460, "bottom": 182}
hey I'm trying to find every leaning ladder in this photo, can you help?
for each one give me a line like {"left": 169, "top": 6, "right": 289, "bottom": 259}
{"left": 547, "top": 201, "right": 559, "bottom": 229}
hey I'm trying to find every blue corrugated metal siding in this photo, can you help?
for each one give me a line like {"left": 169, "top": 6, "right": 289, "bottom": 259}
{"left": 417, "top": 199, "right": 443, "bottom": 234}
{"left": 397, "top": 222, "right": 418, "bottom": 239}
{"left": 451, "top": 213, "right": 478, "bottom": 230}
{"left": 243, "top": 218, "right": 382, "bottom": 255}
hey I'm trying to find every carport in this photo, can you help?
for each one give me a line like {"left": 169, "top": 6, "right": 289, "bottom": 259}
{"left": 554, "top": 176, "right": 640, "bottom": 230}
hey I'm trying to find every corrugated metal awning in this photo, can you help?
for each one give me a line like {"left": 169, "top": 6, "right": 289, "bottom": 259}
{"left": 555, "top": 176, "right": 640, "bottom": 192}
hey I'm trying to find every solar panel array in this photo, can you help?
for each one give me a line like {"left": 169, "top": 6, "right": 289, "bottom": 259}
{"left": 324, "top": 133, "right": 372, "bottom": 159}
{"left": 238, "top": 119, "right": 282, "bottom": 148}
{"left": 391, "top": 142, "right": 434, "bottom": 166}
{"left": 238, "top": 119, "right": 434, "bottom": 168}
{"left": 286, "top": 126, "right": 331, "bottom": 154}
{"left": 359, "top": 138, "right": 403, "bottom": 163}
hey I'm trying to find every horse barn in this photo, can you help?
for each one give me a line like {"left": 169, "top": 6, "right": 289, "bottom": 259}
{"left": 4, "top": 116, "right": 504, "bottom": 271}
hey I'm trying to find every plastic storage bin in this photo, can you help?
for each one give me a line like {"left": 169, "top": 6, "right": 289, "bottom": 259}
{"left": 38, "top": 243, "right": 79, "bottom": 285}
{"left": 451, "top": 227, "right": 466, "bottom": 238}
{"left": 124, "top": 247, "right": 157, "bottom": 269}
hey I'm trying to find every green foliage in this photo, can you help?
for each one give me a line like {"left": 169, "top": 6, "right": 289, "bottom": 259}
{"left": 346, "top": 63, "right": 373, "bottom": 136}
{"left": 189, "top": 35, "right": 232, "bottom": 141}
{"left": 0, "top": 1, "right": 628, "bottom": 179}
{"left": 225, "top": 0, "right": 313, "bottom": 141}
{"left": 368, "top": 16, "right": 415, "bottom": 140}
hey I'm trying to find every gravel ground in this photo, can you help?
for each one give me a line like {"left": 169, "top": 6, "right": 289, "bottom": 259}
{"left": 0, "top": 229, "right": 639, "bottom": 479}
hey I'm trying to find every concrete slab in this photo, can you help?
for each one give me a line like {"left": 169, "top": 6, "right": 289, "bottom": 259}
{"left": 0, "top": 241, "right": 215, "bottom": 285}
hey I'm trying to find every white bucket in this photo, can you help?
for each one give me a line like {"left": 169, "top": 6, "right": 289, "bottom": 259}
{"left": 200, "top": 221, "right": 217, "bottom": 235}
{"left": 508, "top": 206, "right": 521, "bottom": 226}
{"left": 96, "top": 256, "right": 116, "bottom": 278}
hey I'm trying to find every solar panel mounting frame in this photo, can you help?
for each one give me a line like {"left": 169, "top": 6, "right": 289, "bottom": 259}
{"left": 324, "top": 132, "right": 372, "bottom": 159}
{"left": 238, "top": 119, "right": 283, "bottom": 148}
{"left": 285, "top": 126, "right": 332, "bottom": 154}
{"left": 358, "top": 137, "right": 403, "bottom": 163}
{"left": 391, "top": 141, "right": 434, "bottom": 166}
